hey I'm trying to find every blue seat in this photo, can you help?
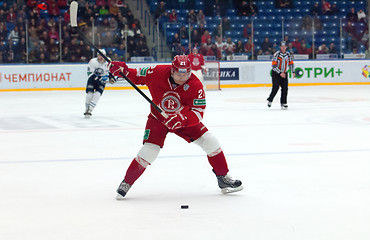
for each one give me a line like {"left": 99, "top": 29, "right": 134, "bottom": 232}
{"left": 226, "top": 9, "right": 237, "bottom": 16}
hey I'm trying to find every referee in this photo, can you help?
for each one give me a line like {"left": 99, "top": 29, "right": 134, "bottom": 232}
{"left": 266, "top": 41, "right": 295, "bottom": 109}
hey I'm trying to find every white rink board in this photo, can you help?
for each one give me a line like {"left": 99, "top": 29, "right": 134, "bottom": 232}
{"left": 0, "top": 60, "right": 369, "bottom": 90}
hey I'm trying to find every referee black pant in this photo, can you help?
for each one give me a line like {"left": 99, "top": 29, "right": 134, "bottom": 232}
{"left": 267, "top": 71, "right": 288, "bottom": 104}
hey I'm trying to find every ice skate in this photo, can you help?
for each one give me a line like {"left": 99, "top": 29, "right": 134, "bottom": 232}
{"left": 267, "top": 101, "right": 272, "bottom": 108}
{"left": 116, "top": 180, "right": 132, "bottom": 200}
{"left": 84, "top": 108, "right": 92, "bottom": 118}
{"left": 214, "top": 171, "right": 243, "bottom": 194}
{"left": 281, "top": 104, "right": 288, "bottom": 110}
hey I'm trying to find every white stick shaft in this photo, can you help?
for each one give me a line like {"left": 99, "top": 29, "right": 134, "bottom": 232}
{"left": 70, "top": 1, "right": 78, "bottom": 27}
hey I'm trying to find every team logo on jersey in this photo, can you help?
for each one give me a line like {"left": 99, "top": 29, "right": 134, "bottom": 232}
{"left": 183, "top": 84, "right": 189, "bottom": 91}
{"left": 160, "top": 92, "right": 183, "bottom": 113}
{"left": 94, "top": 68, "right": 104, "bottom": 76}
{"left": 193, "top": 57, "right": 200, "bottom": 66}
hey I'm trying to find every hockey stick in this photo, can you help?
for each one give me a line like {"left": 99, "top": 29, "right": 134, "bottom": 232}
{"left": 69, "top": 1, "right": 168, "bottom": 119}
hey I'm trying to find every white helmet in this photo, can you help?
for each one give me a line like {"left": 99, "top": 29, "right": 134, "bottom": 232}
{"left": 98, "top": 49, "right": 106, "bottom": 56}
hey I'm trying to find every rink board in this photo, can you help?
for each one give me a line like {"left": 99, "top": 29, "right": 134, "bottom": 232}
{"left": 1, "top": 60, "right": 370, "bottom": 91}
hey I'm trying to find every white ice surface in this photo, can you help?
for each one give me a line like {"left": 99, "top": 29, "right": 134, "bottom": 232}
{"left": 1, "top": 85, "right": 370, "bottom": 240}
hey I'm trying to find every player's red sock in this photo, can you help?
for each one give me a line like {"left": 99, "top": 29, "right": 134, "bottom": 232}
{"left": 207, "top": 150, "right": 229, "bottom": 176}
{"left": 124, "top": 158, "right": 147, "bottom": 185}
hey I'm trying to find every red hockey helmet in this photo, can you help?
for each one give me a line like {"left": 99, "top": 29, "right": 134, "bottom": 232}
{"left": 172, "top": 55, "right": 191, "bottom": 74}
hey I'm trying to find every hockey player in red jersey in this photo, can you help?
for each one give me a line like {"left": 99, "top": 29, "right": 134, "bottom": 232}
{"left": 188, "top": 47, "right": 207, "bottom": 89}
{"left": 108, "top": 55, "right": 243, "bottom": 199}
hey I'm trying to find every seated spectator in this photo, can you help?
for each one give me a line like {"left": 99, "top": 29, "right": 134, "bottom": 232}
{"left": 351, "top": 47, "right": 359, "bottom": 54}
{"left": 27, "top": 0, "right": 37, "bottom": 10}
{"left": 318, "top": 43, "right": 329, "bottom": 54}
{"left": 191, "top": 29, "right": 201, "bottom": 47}
{"left": 109, "top": 17, "right": 118, "bottom": 32}
{"left": 57, "top": 0, "right": 68, "bottom": 8}
{"left": 250, "top": 1, "right": 258, "bottom": 16}
{"left": 301, "top": 15, "right": 312, "bottom": 30}
{"left": 243, "top": 23, "right": 253, "bottom": 38}
{"left": 347, "top": 8, "right": 358, "bottom": 23}
{"left": 260, "top": 37, "right": 273, "bottom": 54}
{"left": 196, "top": 10, "right": 206, "bottom": 25}
{"left": 135, "top": 33, "right": 147, "bottom": 44}
{"left": 154, "top": 1, "right": 167, "bottom": 20}
{"left": 301, "top": 39, "right": 310, "bottom": 49}
{"left": 171, "top": 33, "right": 181, "bottom": 50}
{"left": 0, "top": 9, "right": 6, "bottom": 22}
{"left": 0, "top": 22, "right": 7, "bottom": 42}
{"left": 48, "top": 26, "right": 59, "bottom": 40}
{"left": 206, "top": 43, "right": 222, "bottom": 60}
{"left": 197, "top": 23, "right": 206, "bottom": 36}
{"left": 298, "top": 43, "right": 312, "bottom": 55}
{"left": 329, "top": 3, "right": 340, "bottom": 15}
{"left": 287, "top": 42, "right": 296, "bottom": 54}
{"left": 99, "top": 5, "right": 109, "bottom": 16}
{"left": 136, "top": 40, "right": 150, "bottom": 56}
{"left": 8, "top": 26, "right": 19, "bottom": 44}
{"left": 244, "top": 37, "right": 254, "bottom": 55}
{"left": 39, "top": 30, "right": 49, "bottom": 45}
{"left": 272, "top": 42, "right": 279, "bottom": 53}
{"left": 172, "top": 43, "right": 186, "bottom": 57}
{"left": 357, "top": 9, "right": 367, "bottom": 23}
{"left": 187, "top": 9, "right": 197, "bottom": 24}
{"left": 343, "top": 21, "right": 358, "bottom": 40}
{"left": 275, "top": 0, "right": 294, "bottom": 8}
{"left": 48, "top": 1, "right": 60, "bottom": 17}
{"left": 234, "top": 40, "right": 245, "bottom": 53}
{"left": 213, "top": 24, "right": 223, "bottom": 38}
{"left": 116, "top": 43, "right": 126, "bottom": 58}
{"left": 321, "top": 0, "right": 331, "bottom": 15}
{"left": 224, "top": 37, "right": 235, "bottom": 56}
{"left": 310, "top": 2, "right": 320, "bottom": 16}
{"left": 221, "top": 17, "right": 231, "bottom": 33}
{"left": 6, "top": 7, "right": 17, "bottom": 23}
{"left": 348, "top": 36, "right": 359, "bottom": 52}
{"left": 127, "top": 38, "right": 137, "bottom": 57}
{"left": 169, "top": 9, "right": 177, "bottom": 22}
{"left": 291, "top": 37, "right": 301, "bottom": 51}
{"left": 178, "top": 26, "right": 188, "bottom": 40}
{"left": 109, "top": 2, "right": 120, "bottom": 17}
{"left": 120, "top": 3, "right": 131, "bottom": 18}
{"left": 284, "top": 35, "right": 290, "bottom": 45}
{"left": 215, "top": 36, "right": 226, "bottom": 58}
{"left": 328, "top": 43, "right": 338, "bottom": 54}
{"left": 201, "top": 30, "right": 211, "bottom": 45}
{"left": 238, "top": 1, "right": 249, "bottom": 16}
{"left": 96, "top": 0, "right": 107, "bottom": 7}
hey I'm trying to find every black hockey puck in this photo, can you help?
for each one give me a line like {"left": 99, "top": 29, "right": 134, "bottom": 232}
{"left": 181, "top": 205, "right": 189, "bottom": 209}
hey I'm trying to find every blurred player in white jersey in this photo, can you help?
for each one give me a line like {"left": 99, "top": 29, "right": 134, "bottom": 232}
{"left": 108, "top": 55, "right": 243, "bottom": 199}
{"left": 84, "top": 49, "right": 113, "bottom": 118}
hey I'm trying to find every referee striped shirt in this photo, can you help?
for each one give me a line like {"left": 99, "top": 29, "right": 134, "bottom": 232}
{"left": 272, "top": 50, "right": 294, "bottom": 74}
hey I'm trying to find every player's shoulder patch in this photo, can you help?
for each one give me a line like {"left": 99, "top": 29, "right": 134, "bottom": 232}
{"left": 137, "top": 66, "right": 156, "bottom": 76}
{"left": 193, "top": 99, "right": 206, "bottom": 106}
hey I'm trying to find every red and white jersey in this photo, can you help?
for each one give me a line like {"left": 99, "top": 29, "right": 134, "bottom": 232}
{"left": 127, "top": 65, "right": 206, "bottom": 126}
{"left": 188, "top": 53, "right": 205, "bottom": 71}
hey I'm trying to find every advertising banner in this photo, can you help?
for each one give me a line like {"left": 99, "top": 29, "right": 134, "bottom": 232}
{"left": 1, "top": 60, "right": 370, "bottom": 90}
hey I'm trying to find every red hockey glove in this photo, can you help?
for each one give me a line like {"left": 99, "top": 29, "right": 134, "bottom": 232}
{"left": 164, "top": 114, "right": 188, "bottom": 130}
{"left": 108, "top": 61, "right": 129, "bottom": 77}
